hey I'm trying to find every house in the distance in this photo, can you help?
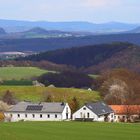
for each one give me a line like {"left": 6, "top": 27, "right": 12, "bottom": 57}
{"left": 110, "top": 105, "right": 140, "bottom": 122}
{"left": 4, "top": 101, "right": 71, "bottom": 122}
{"left": 73, "top": 102, "right": 114, "bottom": 122}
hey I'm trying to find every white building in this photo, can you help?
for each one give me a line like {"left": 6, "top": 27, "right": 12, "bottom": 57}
{"left": 4, "top": 101, "right": 71, "bottom": 122}
{"left": 110, "top": 105, "right": 140, "bottom": 122}
{"left": 73, "top": 102, "right": 114, "bottom": 122}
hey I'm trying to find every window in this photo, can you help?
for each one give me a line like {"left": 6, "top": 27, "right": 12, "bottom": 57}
{"left": 48, "top": 114, "right": 50, "bottom": 118}
{"left": 102, "top": 109, "right": 105, "bottom": 113}
{"left": 10, "top": 114, "right": 13, "bottom": 118}
{"left": 83, "top": 107, "right": 86, "bottom": 110}
{"left": 111, "top": 115, "right": 114, "bottom": 118}
{"left": 66, "top": 107, "right": 68, "bottom": 113}
{"left": 123, "top": 116, "right": 125, "bottom": 119}
{"left": 25, "top": 114, "right": 27, "bottom": 118}
{"left": 17, "top": 114, "right": 20, "bottom": 118}
{"left": 66, "top": 113, "right": 68, "bottom": 119}
{"left": 80, "top": 112, "right": 82, "bottom": 118}
{"left": 55, "top": 114, "right": 57, "bottom": 118}
{"left": 87, "top": 113, "right": 90, "bottom": 118}
{"left": 40, "top": 114, "right": 42, "bottom": 118}
{"left": 32, "top": 114, "right": 35, "bottom": 118}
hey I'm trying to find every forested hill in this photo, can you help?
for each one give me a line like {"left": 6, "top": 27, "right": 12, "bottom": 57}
{"left": 1, "top": 33, "right": 140, "bottom": 52}
{"left": 19, "top": 42, "right": 140, "bottom": 73}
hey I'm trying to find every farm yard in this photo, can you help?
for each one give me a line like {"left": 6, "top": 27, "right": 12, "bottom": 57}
{"left": 0, "top": 122, "right": 140, "bottom": 140}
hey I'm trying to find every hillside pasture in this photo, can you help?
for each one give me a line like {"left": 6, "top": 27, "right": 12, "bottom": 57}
{"left": 0, "top": 122, "right": 140, "bottom": 140}
{"left": 0, "top": 86, "right": 100, "bottom": 105}
{"left": 0, "top": 67, "right": 50, "bottom": 80}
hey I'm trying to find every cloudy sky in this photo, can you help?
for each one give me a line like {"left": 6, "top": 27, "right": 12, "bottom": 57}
{"left": 0, "top": 0, "right": 139, "bottom": 23}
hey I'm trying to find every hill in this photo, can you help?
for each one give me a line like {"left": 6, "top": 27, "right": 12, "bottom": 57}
{"left": 128, "top": 26, "right": 140, "bottom": 33}
{"left": 0, "top": 86, "right": 100, "bottom": 104}
{"left": 0, "top": 19, "right": 138, "bottom": 33}
{"left": 1, "top": 33, "right": 140, "bottom": 52}
{"left": 85, "top": 46, "right": 140, "bottom": 73}
{"left": 1, "top": 27, "right": 86, "bottom": 39}
{"left": 0, "top": 67, "right": 50, "bottom": 80}
{"left": 20, "top": 43, "right": 140, "bottom": 73}
{"left": 0, "top": 27, "right": 6, "bottom": 35}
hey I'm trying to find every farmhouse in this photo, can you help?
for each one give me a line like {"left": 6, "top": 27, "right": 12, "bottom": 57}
{"left": 110, "top": 105, "right": 140, "bottom": 122}
{"left": 73, "top": 102, "right": 114, "bottom": 122}
{"left": 4, "top": 101, "right": 71, "bottom": 122}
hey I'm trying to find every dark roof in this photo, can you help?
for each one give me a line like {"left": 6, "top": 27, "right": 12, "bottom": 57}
{"left": 6, "top": 102, "right": 66, "bottom": 113}
{"left": 86, "top": 102, "right": 114, "bottom": 116}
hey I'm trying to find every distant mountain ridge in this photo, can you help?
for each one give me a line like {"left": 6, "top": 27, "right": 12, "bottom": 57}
{"left": 0, "top": 19, "right": 139, "bottom": 33}
{"left": 0, "top": 27, "right": 6, "bottom": 35}
{"left": 127, "top": 26, "right": 140, "bottom": 33}
{"left": 1, "top": 33, "right": 140, "bottom": 52}
{"left": 0, "top": 27, "right": 91, "bottom": 39}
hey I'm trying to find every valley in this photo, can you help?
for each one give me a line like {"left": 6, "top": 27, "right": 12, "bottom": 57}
{"left": 0, "top": 1, "right": 140, "bottom": 140}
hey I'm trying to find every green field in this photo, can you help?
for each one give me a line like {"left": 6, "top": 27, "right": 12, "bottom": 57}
{"left": 0, "top": 86, "right": 100, "bottom": 104}
{"left": 0, "top": 122, "right": 140, "bottom": 140}
{"left": 0, "top": 67, "right": 50, "bottom": 80}
{"left": 89, "top": 74, "right": 99, "bottom": 79}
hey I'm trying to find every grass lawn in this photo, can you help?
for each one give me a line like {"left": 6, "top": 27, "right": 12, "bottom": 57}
{"left": 0, "top": 122, "right": 140, "bottom": 140}
{"left": 0, "top": 67, "right": 51, "bottom": 80}
{"left": 89, "top": 74, "right": 99, "bottom": 79}
{"left": 0, "top": 86, "right": 100, "bottom": 104}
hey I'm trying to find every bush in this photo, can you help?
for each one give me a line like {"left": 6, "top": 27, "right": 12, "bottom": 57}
{"left": 0, "top": 113, "right": 5, "bottom": 121}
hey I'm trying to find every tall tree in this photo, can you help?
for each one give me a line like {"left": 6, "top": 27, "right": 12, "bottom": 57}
{"left": 69, "top": 97, "right": 79, "bottom": 113}
{"left": 2, "top": 90, "right": 16, "bottom": 105}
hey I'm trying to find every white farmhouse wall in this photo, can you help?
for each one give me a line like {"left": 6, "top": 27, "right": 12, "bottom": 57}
{"left": 62, "top": 103, "right": 71, "bottom": 120}
{"left": 4, "top": 103, "right": 72, "bottom": 122}
{"left": 5, "top": 112, "right": 63, "bottom": 122}
{"left": 72, "top": 106, "right": 99, "bottom": 121}
{"left": 108, "top": 113, "right": 115, "bottom": 122}
{"left": 73, "top": 106, "right": 114, "bottom": 122}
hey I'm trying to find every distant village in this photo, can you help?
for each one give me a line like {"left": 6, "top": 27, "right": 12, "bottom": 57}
{"left": 0, "top": 51, "right": 35, "bottom": 60}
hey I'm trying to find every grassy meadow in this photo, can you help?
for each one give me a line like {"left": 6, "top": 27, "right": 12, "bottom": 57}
{"left": 0, "top": 67, "right": 49, "bottom": 80}
{"left": 0, "top": 86, "right": 100, "bottom": 105}
{"left": 0, "top": 122, "right": 140, "bottom": 140}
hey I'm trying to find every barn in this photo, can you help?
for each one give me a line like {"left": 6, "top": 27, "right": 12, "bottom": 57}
{"left": 4, "top": 101, "right": 71, "bottom": 122}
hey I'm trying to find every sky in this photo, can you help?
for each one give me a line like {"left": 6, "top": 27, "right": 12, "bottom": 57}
{"left": 0, "top": 0, "right": 140, "bottom": 23}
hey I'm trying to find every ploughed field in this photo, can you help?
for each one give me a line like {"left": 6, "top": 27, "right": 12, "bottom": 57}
{"left": 0, "top": 122, "right": 140, "bottom": 140}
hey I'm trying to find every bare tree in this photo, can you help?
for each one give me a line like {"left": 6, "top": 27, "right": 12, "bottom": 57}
{"left": 0, "top": 101, "right": 10, "bottom": 112}
{"left": 44, "top": 94, "right": 53, "bottom": 102}
{"left": 2, "top": 90, "right": 16, "bottom": 105}
{"left": 102, "top": 78, "right": 131, "bottom": 104}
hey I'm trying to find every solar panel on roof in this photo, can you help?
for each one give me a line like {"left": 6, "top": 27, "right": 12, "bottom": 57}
{"left": 102, "top": 109, "right": 105, "bottom": 113}
{"left": 26, "top": 105, "right": 43, "bottom": 111}
{"left": 89, "top": 105, "right": 92, "bottom": 109}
